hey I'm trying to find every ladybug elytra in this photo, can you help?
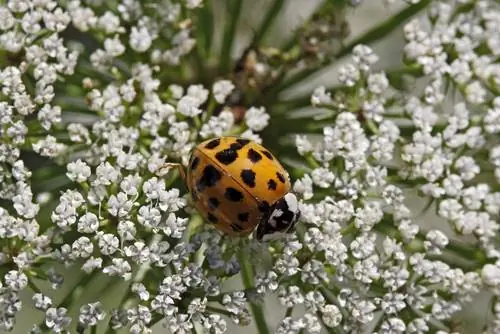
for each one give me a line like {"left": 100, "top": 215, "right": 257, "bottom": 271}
{"left": 165, "top": 136, "right": 300, "bottom": 241}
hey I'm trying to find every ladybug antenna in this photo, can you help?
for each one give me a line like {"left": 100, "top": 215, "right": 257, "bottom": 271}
{"left": 159, "top": 163, "right": 186, "bottom": 182}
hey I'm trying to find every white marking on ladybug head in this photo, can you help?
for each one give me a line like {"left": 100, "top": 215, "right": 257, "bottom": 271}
{"left": 283, "top": 193, "right": 298, "bottom": 214}
{"left": 255, "top": 193, "right": 301, "bottom": 242}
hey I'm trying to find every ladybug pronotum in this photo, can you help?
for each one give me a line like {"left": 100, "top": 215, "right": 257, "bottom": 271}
{"left": 166, "top": 136, "right": 301, "bottom": 241}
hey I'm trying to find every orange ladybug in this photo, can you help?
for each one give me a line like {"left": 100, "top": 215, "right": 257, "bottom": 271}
{"left": 166, "top": 136, "right": 300, "bottom": 241}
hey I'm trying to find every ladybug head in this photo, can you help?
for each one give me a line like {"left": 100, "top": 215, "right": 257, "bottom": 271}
{"left": 255, "top": 193, "right": 301, "bottom": 242}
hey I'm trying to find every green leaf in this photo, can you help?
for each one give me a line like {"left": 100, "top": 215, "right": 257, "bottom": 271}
{"left": 195, "top": 1, "right": 214, "bottom": 56}
{"left": 252, "top": 0, "right": 286, "bottom": 45}
{"left": 219, "top": 0, "right": 244, "bottom": 73}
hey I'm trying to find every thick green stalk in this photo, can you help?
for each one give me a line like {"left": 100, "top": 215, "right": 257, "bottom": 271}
{"left": 238, "top": 248, "right": 270, "bottom": 334}
{"left": 219, "top": 0, "right": 244, "bottom": 73}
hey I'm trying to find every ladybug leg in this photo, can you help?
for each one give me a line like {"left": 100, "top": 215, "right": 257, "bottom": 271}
{"left": 159, "top": 163, "right": 186, "bottom": 182}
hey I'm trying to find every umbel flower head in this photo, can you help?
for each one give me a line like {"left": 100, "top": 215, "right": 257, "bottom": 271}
{"left": 0, "top": 0, "right": 500, "bottom": 333}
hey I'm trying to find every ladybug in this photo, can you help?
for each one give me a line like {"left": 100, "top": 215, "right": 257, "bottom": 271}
{"left": 165, "top": 136, "right": 301, "bottom": 241}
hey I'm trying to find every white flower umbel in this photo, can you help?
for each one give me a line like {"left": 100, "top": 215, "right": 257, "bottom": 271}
{"left": 0, "top": 0, "right": 499, "bottom": 333}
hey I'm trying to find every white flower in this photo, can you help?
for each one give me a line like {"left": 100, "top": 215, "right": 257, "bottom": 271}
{"left": 352, "top": 44, "right": 379, "bottom": 72}
{"left": 465, "top": 81, "right": 487, "bottom": 104}
{"left": 43, "top": 7, "right": 71, "bottom": 32}
{"left": 484, "top": 98, "right": 500, "bottom": 133}
{"left": 482, "top": 264, "right": 500, "bottom": 292}
{"left": 98, "top": 233, "right": 119, "bottom": 256}
{"left": 424, "top": 230, "right": 449, "bottom": 255}
{"left": 177, "top": 96, "right": 203, "bottom": 117}
{"left": 311, "top": 168, "right": 335, "bottom": 188}
{"left": 454, "top": 156, "right": 480, "bottom": 181}
{"left": 199, "top": 110, "right": 234, "bottom": 139}
{"left": 212, "top": 80, "right": 234, "bottom": 104}
{"left": 367, "top": 72, "right": 389, "bottom": 95}
{"left": 96, "top": 162, "right": 120, "bottom": 185}
{"left": 0, "top": 7, "right": 16, "bottom": 30}
{"left": 130, "top": 26, "right": 152, "bottom": 52}
{"left": 321, "top": 304, "right": 342, "bottom": 328}
{"left": 21, "top": 11, "right": 42, "bottom": 34}
{"left": 97, "top": 11, "right": 122, "bottom": 34}
{"left": 245, "top": 106, "right": 269, "bottom": 132}
{"left": 295, "top": 135, "right": 313, "bottom": 156}
{"left": 311, "top": 86, "right": 333, "bottom": 106}
{"left": 8, "top": 0, "right": 29, "bottom": 13}
{"left": 143, "top": 177, "right": 166, "bottom": 201}
{"left": 239, "top": 129, "right": 262, "bottom": 144}
{"left": 380, "top": 317, "right": 406, "bottom": 333}
{"left": 169, "top": 84, "right": 184, "bottom": 99}
{"left": 185, "top": 0, "right": 204, "bottom": 8}
{"left": 66, "top": 160, "right": 91, "bottom": 183}
{"left": 4, "top": 270, "right": 28, "bottom": 291}
{"left": 338, "top": 64, "right": 360, "bottom": 87}
{"left": 107, "top": 192, "right": 133, "bottom": 217}
{"left": 78, "top": 212, "right": 100, "bottom": 234}
{"left": 38, "top": 104, "right": 62, "bottom": 130}
{"left": 104, "top": 35, "right": 126, "bottom": 57}
{"left": 293, "top": 174, "right": 314, "bottom": 200}
{"left": 32, "top": 135, "right": 66, "bottom": 157}
{"left": 68, "top": 3, "right": 97, "bottom": 32}
{"left": 187, "top": 84, "right": 209, "bottom": 104}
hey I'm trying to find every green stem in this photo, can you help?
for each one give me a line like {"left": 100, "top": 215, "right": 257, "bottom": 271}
{"left": 219, "top": 0, "right": 244, "bottom": 73}
{"left": 305, "top": 154, "right": 320, "bottom": 169}
{"left": 59, "top": 273, "right": 97, "bottom": 308}
{"left": 442, "top": 236, "right": 488, "bottom": 265}
{"left": 340, "top": 222, "right": 356, "bottom": 236}
{"left": 276, "top": 0, "right": 433, "bottom": 93}
{"left": 203, "top": 97, "right": 217, "bottom": 123}
{"left": 27, "top": 277, "right": 42, "bottom": 293}
{"left": 206, "top": 305, "right": 233, "bottom": 317}
{"left": 252, "top": 0, "right": 286, "bottom": 45}
{"left": 238, "top": 248, "right": 270, "bottom": 334}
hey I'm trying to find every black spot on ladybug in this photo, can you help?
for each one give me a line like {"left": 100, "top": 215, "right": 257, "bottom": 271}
{"left": 207, "top": 213, "right": 218, "bottom": 224}
{"left": 231, "top": 223, "right": 243, "bottom": 232}
{"left": 247, "top": 149, "right": 262, "bottom": 163}
{"left": 229, "top": 143, "right": 242, "bottom": 151}
{"left": 240, "top": 169, "right": 256, "bottom": 188}
{"left": 215, "top": 149, "right": 238, "bottom": 165}
{"left": 267, "top": 179, "right": 277, "bottom": 190}
{"left": 208, "top": 197, "right": 219, "bottom": 210}
{"left": 197, "top": 165, "right": 222, "bottom": 191}
{"left": 238, "top": 212, "right": 249, "bottom": 222}
{"left": 236, "top": 138, "right": 250, "bottom": 146}
{"left": 258, "top": 200, "right": 270, "bottom": 213}
{"left": 190, "top": 156, "right": 200, "bottom": 171}
{"left": 261, "top": 150, "right": 274, "bottom": 160}
{"left": 225, "top": 187, "right": 244, "bottom": 202}
{"left": 205, "top": 138, "right": 221, "bottom": 149}
{"left": 229, "top": 139, "right": 249, "bottom": 151}
{"left": 276, "top": 172, "right": 286, "bottom": 183}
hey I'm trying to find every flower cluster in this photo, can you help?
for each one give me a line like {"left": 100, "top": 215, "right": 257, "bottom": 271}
{"left": 1, "top": 0, "right": 500, "bottom": 333}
